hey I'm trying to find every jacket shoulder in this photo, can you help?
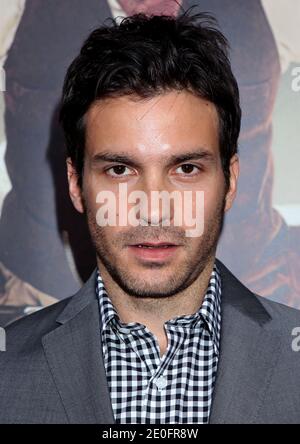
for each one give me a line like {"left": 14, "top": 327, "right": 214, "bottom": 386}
{"left": 255, "top": 293, "right": 300, "bottom": 328}
{"left": 2, "top": 296, "right": 72, "bottom": 353}
{"left": 216, "top": 257, "right": 300, "bottom": 327}
{"left": 1, "top": 268, "right": 98, "bottom": 355}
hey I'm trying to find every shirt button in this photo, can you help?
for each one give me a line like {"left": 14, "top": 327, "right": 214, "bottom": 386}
{"left": 154, "top": 375, "right": 167, "bottom": 390}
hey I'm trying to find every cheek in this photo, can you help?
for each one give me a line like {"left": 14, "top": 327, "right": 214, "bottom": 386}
{"left": 203, "top": 184, "right": 224, "bottom": 221}
{"left": 83, "top": 172, "right": 108, "bottom": 211}
{"left": 83, "top": 191, "right": 98, "bottom": 216}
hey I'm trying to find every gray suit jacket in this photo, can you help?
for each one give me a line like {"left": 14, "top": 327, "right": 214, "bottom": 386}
{"left": 0, "top": 259, "right": 300, "bottom": 424}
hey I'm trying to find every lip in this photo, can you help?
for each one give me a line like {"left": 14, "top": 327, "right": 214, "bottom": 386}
{"left": 127, "top": 243, "right": 180, "bottom": 261}
{"left": 132, "top": 242, "right": 176, "bottom": 247}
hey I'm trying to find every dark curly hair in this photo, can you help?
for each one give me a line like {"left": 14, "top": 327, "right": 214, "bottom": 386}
{"left": 59, "top": 6, "right": 241, "bottom": 189}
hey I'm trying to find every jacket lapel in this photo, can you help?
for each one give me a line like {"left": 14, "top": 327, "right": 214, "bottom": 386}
{"left": 209, "top": 260, "right": 283, "bottom": 423}
{"left": 42, "top": 270, "right": 115, "bottom": 424}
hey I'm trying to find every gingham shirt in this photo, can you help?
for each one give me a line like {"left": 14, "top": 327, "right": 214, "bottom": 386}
{"left": 96, "top": 263, "right": 222, "bottom": 424}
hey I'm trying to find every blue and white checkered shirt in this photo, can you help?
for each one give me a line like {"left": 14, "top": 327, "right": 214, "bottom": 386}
{"left": 96, "top": 262, "right": 222, "bottom": 424}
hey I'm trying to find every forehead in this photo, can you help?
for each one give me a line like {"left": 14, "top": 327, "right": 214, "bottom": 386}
{"left": 84, "top": 90, "right": 220, "bottom": 160}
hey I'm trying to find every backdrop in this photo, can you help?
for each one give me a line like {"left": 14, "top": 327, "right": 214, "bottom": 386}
{"left": 0, "top": 0, "right": 299, "bottom": 326}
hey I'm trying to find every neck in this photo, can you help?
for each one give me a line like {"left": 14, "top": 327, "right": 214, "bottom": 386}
{"left": 97, "top": 256, "right": 215, "bottom": 355}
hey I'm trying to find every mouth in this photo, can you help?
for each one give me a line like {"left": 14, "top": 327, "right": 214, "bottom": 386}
{"left": 131, "top": 242, "right": 177, "bottom": 249}
{"left": 127, "top": 242, "right": 180, "bottom": 261}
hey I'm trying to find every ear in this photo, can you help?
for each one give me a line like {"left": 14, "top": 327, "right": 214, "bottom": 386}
{"left": 66, "top": 157, "right": 84, "bottom": 213}
{"left": 224, "top": 154, "right": 239, "bottom": 212}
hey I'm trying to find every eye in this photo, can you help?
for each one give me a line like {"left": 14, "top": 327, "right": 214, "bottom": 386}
{"left": 175, "top": 164, "right": 201, "bottom": 176}
{"left": 105, "top": 165, "right": 133, "bottom": 177}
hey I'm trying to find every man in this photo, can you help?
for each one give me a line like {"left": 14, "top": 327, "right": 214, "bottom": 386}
{"left": 0, "top": 10, "right": 300, "bottom": 424}
{"left": 1, "top": 0, "right": 300, "bottom": 327}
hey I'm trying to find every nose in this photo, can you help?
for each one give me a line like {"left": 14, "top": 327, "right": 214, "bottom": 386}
{"left": 135, "top": 172, "right": 178, "bottom": 227}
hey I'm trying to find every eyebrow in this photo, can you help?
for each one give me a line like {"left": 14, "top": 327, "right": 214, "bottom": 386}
{"left": 91, "top": 149, "right": 216, "bottom": 168}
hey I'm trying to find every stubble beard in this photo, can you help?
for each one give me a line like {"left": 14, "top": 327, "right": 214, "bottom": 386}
{"left": 83, "top": 196, "right": 226, "bottom": 299}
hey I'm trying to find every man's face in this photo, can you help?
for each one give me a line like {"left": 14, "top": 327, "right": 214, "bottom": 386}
{"left": 68, "top": 90, "right": 238, "bottom": 298}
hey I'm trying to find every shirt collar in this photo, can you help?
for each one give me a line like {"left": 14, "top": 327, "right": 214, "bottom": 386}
{"left": 96, "top": 262, "right": 222, "bottom": 353}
